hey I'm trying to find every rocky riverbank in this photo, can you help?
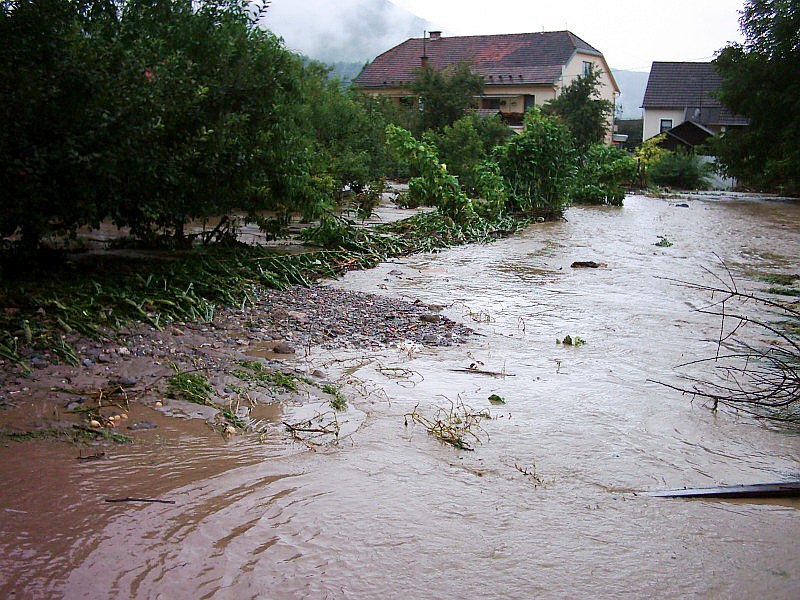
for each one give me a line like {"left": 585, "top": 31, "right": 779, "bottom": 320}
{"left": 0, "top": 282, "right": 472, "bottom": 445}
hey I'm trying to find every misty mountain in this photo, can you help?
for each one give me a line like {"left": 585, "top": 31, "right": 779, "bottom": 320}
{"left": 612, "top": 69, "right": 650, "bottom": 119}
{"left": 264, "top": 0, "right": 435, "bottom": 64}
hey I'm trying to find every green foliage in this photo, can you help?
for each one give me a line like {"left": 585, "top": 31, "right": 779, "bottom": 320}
{"left": 424, "top": 113, "right": 511, "bottom": 197}
{"left": 633, "top": 134, "right": 668, "bottom": 186}
{"left": 471, "top": 160, "right": 508, "bottom": 216}
{"left": 411, "top": 62, "right": 485, "bottom": 132}
{"left": 385, "top": 125, "right": 476, "bottom": 223}
{"left": 0, "top": 0, "right": 359, "bottom": 248}
{"left": 168, "top": 372, "right": 214, "bottom": 404}
{"left": 712, "top": 0, "right": 800, "bottom": 192}
{"left": 544, "top": 64, "right": 614, "bottom": 150}
{"left": 298, "top": 65, "right": 391, "bottom": 198}
{"left": 570, "top": 144, "right": 636, "bottom": 205}
{"left": 648, "top": 151, "right": 710, "bottom": 190}
{"left": 322, "top": 384, "right": 347, "bottom": 411}
{"left": 232, "top": 360, "right": 299, "bottom": 391}
{"left": 493, "top": 108, "right": 577, "bottom": 214}
{"left": 0, "top": 0, "right": 116, "bottom": 246}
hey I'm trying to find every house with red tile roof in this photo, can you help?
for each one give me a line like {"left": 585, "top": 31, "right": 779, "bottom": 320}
{"left": 353, "top": 30, "right": 618, "bottom": 137}
{"left": 642, "top": 62, "right": 748, "bottom": 145}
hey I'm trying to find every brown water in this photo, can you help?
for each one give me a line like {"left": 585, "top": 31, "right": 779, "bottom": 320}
{"left": 2, "top": 193, "right": 800, "bottom": 599}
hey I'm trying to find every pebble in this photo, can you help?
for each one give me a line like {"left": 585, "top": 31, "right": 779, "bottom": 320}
{"left": 251, "top": 285, "right": 473, "bottom": 350}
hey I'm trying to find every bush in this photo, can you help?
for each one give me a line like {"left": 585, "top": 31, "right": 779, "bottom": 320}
{"left": 633, "top": 134, "right": 668, "bottom": 186}
{"left": 424, "top": 114, "right": 512, "bottom": 196}
{"left": 571, "top": 144, "right": 637, "bottom": 205}
{"left": 384, "top": 125, "right": 475, "bottom": 223}
{"left": 493, "top": 108, "right": 577, "bottom": 214}
{"left": 648, "top": 150, "right": 710, "bottom": 190}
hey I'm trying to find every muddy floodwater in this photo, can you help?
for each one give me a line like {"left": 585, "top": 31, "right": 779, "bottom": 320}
{"left": 2, "top": 193, "right": 800, "bottom": 599}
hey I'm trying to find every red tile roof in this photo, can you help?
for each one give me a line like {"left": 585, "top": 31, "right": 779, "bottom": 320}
{"left": 354, "top": 30, "right": 602, "bottom": 88}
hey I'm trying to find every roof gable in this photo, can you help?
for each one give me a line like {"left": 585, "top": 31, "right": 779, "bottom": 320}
{"left": 642, "top": 62, "right": 723, "bottom": 108}
{"left": 642, "top": 61, "right": 748, "bottom": 126}
{"left": 354, "top": 30, "right": 602, "bottom": 88}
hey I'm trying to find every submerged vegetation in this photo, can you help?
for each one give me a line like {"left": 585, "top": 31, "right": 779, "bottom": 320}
{"left": 405, "top": 397, "right": 490, "bottom": 451}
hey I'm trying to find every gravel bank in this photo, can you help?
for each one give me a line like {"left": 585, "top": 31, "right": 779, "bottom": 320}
{"left": 0, "top": 284, "right": 473, "bottom": 442}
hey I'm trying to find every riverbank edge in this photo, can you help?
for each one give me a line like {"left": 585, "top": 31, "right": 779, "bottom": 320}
{"left": 0, "top": 209, "right": 537, "bottom": 447}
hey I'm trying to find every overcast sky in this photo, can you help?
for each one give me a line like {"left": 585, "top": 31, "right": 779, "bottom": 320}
{"left": 390, "top": 0, "right": 746, "bottom": 70}
{"left": 266, "top": 0, "right": 746, "bottom": 71}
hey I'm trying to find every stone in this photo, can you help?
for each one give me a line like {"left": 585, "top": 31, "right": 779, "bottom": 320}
{"left": 272, "top": 342, "right": 296, "bottom": 354}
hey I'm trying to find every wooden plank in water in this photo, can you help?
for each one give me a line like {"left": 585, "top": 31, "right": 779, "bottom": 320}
{"left": 647, "top": 482, "right": 800, "bottom": 499}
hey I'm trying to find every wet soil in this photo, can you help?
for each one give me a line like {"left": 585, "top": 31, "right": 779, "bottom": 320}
{"left": 0, "top": 283, "right": 472, "bottom": 445}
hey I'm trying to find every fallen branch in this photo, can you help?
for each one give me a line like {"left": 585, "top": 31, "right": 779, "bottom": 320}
{"left": 450, "top": 368, "right": 514, "bottom": 377}
{"left": 105, "top": 497, "right": 176, "bottom": 504}
{"left": 656, "top": 261, "right": 800, "bottom": 423}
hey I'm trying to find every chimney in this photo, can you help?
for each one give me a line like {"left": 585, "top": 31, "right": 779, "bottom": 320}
{"left": 429, "top": 31, "right": 442, "bottom": 40}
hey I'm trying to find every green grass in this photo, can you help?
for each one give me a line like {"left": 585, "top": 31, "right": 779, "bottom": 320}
{"left": 231, "top": 360, "right": 299, "bottom": 391}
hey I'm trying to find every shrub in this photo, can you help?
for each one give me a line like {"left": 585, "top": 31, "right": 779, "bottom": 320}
{"left": 633, "top": 134, "right": 668, "bottom": 186}
{"left": 424, "top": 113, "right": 512, "bottom": 197}
{"left": 384, "top": 125, "right": 475, "bottom": 223}
{"left": 571, "top": 144, "right": 637, "bottom": 205}
{"left": 493, "top": 108, "right": 577, "bottom": 214}
{"left": 648, "top": 150, "right": 710, "bottom": 190}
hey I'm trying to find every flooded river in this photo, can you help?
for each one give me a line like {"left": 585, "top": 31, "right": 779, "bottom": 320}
{"left": 2, "top": 193, "right": 800, "bottom": 599}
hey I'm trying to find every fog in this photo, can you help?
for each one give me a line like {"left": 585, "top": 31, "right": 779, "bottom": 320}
{"left": 264, "top": 0, "right": 435, "bottom": 63}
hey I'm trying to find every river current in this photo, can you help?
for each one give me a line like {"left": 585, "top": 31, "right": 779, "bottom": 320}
{"left": 2, "top": 193, "right": 799, "bottom": 599}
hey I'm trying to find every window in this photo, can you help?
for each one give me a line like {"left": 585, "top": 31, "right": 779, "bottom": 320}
{"left": 582, "top": 61, "right": 592, "bottom": 76}
{"left": 399, "top": 96, "right": 416, "bottom": 107}
{"left": 481, "top": 98, "right": 502, "bottom": 110}
{"left": 524, "top": 94, "right": 536, "bottom": 111}
{"left": 660, "top": 119, "right": 673, "bottom": 133}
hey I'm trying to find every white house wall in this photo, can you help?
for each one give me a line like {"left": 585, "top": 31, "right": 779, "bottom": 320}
{"left": 643, "top": 108, "right": 685, "bottom": 140}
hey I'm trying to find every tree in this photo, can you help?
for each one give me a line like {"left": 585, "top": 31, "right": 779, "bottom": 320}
{"left": 0, "top": 0, "right": 334, "bottom": 247}
{"left": 410, "top": 62, "right": 484, "bottom": 133}
{"left": 544, "top": 64, "right": 613, "bottom": 150}
{"left": 0, "top": 0, "right": 120, "bottom": 248}
{"left": 712, "top": 0, "right": 800, "bottom": 192}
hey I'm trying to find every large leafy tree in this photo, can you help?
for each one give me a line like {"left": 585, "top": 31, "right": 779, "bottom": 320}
{"left": 411, "top": 62, "right": 484, "bottom": 133}
{"left": 0, "top": 0, "right": 332, "bottom": 247}
{"left": 0, "top": 0, "right": 120, "bottom": 247}
{"left": 712, "top": 0, "right": 800, "bottom": 192}
{"left": 544, "top": 64, "right": 613, "bottom": 150}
